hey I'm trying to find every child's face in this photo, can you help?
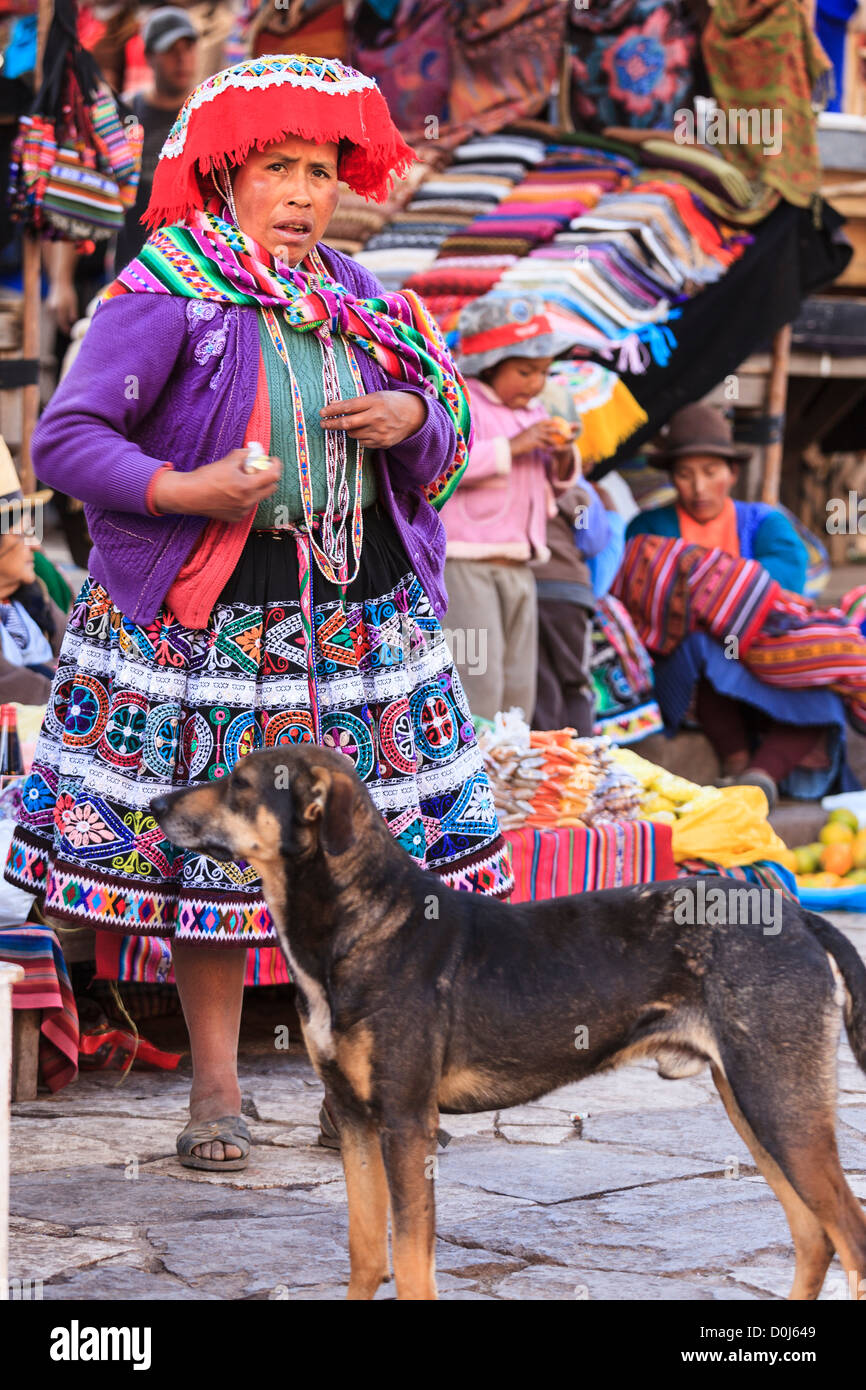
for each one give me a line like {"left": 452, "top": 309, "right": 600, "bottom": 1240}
{"left": 488, "top": 355, "right": 554, "bottom": 409}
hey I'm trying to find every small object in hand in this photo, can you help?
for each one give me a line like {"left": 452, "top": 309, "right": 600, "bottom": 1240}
{"left": 549, "top": 415, "right": 576, "bottom": 446}
{"left": 242, "top": 441, "right": 272, "bottom": 474}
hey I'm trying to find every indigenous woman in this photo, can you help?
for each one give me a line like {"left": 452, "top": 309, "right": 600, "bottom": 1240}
{"left": 624, "top": 403, "right": 849, "bottom": 808}
{"left": 4, "top": 55, "right": 512, "bottom": 1168}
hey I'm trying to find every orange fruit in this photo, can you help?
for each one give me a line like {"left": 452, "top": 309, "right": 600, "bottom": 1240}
{"left": 820, "top": 842, "right": 853, "bottom": 877}
{"left": 549, "top": 415, "right": 573, "bottom": 445}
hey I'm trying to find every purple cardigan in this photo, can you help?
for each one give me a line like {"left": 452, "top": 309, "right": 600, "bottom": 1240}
{"left": 32, "top": 245, "right": 457, "bottom": 624}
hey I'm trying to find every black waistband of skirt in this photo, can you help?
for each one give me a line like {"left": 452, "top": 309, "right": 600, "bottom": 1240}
{"left": 218, "top": 503, "right": 413, "bottom": 608}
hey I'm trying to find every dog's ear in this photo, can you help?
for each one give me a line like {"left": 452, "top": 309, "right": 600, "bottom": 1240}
{"left": 304, "top": 766, "right": 358, "bottom": 857}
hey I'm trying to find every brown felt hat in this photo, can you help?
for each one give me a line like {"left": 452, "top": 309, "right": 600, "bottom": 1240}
{"left": 649, "top": 402, "right": 752, "bottom": 467}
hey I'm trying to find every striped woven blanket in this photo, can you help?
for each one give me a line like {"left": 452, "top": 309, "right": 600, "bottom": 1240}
{"left": 507, "top": 821, "right": 676, "bottom": 903}
{"left": 613, "top": 534, "right": 866, "bottom": 733}
{"left": 0, "top": 926, "right": 79, "bottom": 1092}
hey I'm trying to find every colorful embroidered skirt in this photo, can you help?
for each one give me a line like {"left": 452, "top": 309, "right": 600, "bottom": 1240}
{"left": 4, "top": 508, "right": 513, "bottom": 944}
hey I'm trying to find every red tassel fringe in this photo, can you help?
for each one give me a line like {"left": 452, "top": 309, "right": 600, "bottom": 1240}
{"left": 143, "top": 82, "right": 418, "bottom": 230}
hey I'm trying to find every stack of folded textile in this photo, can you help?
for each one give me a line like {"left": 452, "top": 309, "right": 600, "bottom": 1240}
{"left": 368, "top": 131, "right": 548, "bottom": 301}
{"left": 324, "top": 160, "right": 432, "bottom": 258}
{"left": 492, "top": 138, "right": 753, "bottom": 372}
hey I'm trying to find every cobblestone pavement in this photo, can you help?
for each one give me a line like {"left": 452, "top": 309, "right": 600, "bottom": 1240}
{"left": 9, "top": 913, "right": 866, "bottom": 1301}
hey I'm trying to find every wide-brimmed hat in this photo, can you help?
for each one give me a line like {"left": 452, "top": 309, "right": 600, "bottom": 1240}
{"left": 143, "top": 53, "right": 418, "bottom": 230}
{"left": 0, "top": 437, "right": 51, "bottom": 532}
{"left": 456, "top": 294, "right": 580, "bottom": 377}
{"left": 649, "top": 402, "right": 752, "bottom": 467}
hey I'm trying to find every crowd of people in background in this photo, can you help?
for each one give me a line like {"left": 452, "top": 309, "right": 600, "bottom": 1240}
{"left": 0, "top": 9, "right": 850, "bottom": 818}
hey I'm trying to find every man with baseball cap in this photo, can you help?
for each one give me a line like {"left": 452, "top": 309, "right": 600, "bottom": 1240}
{"left": 115, "top": 8, "right": 199, "bottom": 268}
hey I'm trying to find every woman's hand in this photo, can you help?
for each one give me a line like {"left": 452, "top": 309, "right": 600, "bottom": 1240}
{"left": 151, "top": 449, "right": 282, "bottom": 523}
{"left": 509, "top": 420, "right": 562, "bottom": 458}
{"left": 319, "top": 391, "right": 426, "bottom": 448}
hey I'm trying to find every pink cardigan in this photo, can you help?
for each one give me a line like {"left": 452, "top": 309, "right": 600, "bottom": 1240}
{"left": 442, "top": 378, "right": 573, "bottom": 565}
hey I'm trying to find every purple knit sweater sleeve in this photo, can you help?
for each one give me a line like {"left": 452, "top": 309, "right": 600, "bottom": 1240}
{"left": 322, "top": 248, "right": 458, "bottom": 489}
{"left": 32, "top": 296, "right": 188, "bottom": 514}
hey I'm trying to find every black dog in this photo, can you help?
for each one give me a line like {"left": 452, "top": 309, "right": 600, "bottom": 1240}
{"left": 152, "top": 746, "right": 866, "bottom": 1301}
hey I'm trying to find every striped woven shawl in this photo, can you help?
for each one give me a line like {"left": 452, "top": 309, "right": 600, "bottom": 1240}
{"left": 613, "top": 534, "right": 866, "bottom": 733}
{"left": 101, "top": 208, "right": 472, "bottom": 510}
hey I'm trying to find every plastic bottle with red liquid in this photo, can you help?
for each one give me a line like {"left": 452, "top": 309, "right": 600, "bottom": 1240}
{"left": 0, "top": 703, "right": 23, "bottom": 785}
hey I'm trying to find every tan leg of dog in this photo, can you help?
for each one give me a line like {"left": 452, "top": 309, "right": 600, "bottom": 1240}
{"left": 712, "top": 1067, "right": 835, "bottom": 1300}
{"left": 341, "top": 1124, "right": 390, "bottom": 1301}
{"left": 782, "top": 1162, "right": 866, "bottom": 1301}
{"left": 381, "top": 1123, "right": 438, "bottom": 1301}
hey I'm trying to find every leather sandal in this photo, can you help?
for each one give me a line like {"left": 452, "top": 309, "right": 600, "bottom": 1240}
{"left": 176, "top": 1114, "right": 251, "bottom": 1171}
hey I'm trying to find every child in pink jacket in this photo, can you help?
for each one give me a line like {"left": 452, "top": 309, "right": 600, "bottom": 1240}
{"left": 443, "top": 295, "right": 581, "bottom": 722}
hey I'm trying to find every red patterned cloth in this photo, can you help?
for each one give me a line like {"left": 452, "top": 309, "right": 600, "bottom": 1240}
{"left": 0, "top": 925, "right": 79, "bottom": 1092}
{"left": 506, "top": 820, "right": 675, "bottom": 903}
{"left": 614, "top": 534, "right": 866, "bottom": 732}
{"left": 95, "top": 932, "right": 291, "bottom": 987}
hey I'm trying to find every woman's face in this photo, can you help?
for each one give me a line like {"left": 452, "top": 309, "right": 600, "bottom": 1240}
{"left": 230, "top": 136, "right": 340, "bottom": 265}
{"left": 0, "top": 532, "right": 36, "bottom": 598}
{"left": 671, "top": 454, "right": 737, "bottom": 523}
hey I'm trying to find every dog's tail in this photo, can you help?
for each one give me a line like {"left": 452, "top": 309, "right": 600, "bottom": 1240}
{"left": 805, "top": 910, "right": 866, "bottom": 1072}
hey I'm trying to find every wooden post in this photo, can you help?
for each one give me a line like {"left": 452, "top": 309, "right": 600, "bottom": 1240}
{"left": 760, "top": 322, "right": 793, "bottom": 504}
{"left": 18, "top": 0, "right": 53, "bottom": 495}
{"left": 0, "top": 961, "right": 25, "bottom": 1301}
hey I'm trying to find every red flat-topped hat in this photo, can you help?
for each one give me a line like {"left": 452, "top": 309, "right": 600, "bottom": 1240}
{"left": 143, "top": 53, "right": 419, "bottom": 230}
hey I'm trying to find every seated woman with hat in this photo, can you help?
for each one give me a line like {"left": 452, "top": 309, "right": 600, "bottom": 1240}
{"left": 0, "top": 440, "right": 67, "bottom": 705}
{"left": 625, "top": 403, "right": 847, "bottom": 807}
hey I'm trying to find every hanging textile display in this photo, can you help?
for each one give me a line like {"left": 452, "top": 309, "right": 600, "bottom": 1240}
{"left": 8, "top": 0, "right": 141, "bottom": 244}
{"left": 561, "top": 0, "right": 699, "bottom": 132}
{"left": 348, "top": 0, "right": 453, "bottom": 142}
{"left": 247, "top": 0, "right": 349, "bottom": 61}
{"left": 702, "top": 0, "right": 833, "bottom": 208}
{"left": 447, "top": 0, "right": 567, "bottom": 138}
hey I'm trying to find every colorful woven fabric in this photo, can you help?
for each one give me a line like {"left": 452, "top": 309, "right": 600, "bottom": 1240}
{"left": 101, "top": 208, "right": 472, "bottom": 514}
{"left": 448, "top": 0, "right": 567, "bottom": 142}
{"left": 614, "top": 534, "right": 866, "bottom": 733}
{"left": 542, "top": 361, "right": 648, "bottom": 466}
{"left": 0, "top": 925, "right": 79, "bottom": 1091}
{"left": 349, "top": 0, "right": 452, "bottom": 143}
{"left": 6, "top": 529, "right": 513, "bottom": 946}
{"left": 564, "top": 0, "right": 698, "bottom": 131}
{"left": 94, "top": 929, "right": 292, "bottom": 987}
{"left": 841, "top": 584, "right": 866, "bottom": 631}
{"left": 611, "top": 533, "right": 778, "bottom": 657}
{"left": 590, "top": 595, "right": 664, "bottom": 745}
{"left": 506, "top": 818, "right": 676, "bottom": 903}
{"left": 702, "top": 0, "right": 832, "bottom": 209}
{"left": 677, "top": 857, "right": 798, "bottom": 903}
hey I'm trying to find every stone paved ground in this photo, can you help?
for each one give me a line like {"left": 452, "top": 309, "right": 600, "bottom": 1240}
{"left": 9, "top": 912, "right": 866, "bottom": 1301}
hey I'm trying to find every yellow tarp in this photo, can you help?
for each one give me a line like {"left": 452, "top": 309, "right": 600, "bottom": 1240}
{"left": 670, "top": 785, "right": 788, "bottom": 868}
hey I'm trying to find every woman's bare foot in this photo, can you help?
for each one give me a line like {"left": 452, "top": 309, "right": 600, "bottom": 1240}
{"left": 171, "top": 943, "right": 247, "bottom": 1164}
{"left": 187, "top": 1083, "right": 244, "bottom": 1163}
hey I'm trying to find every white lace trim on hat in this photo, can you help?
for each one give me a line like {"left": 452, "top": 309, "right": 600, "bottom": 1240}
{"left": 161, "top": 61, "right": 378, "bottom": 161}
